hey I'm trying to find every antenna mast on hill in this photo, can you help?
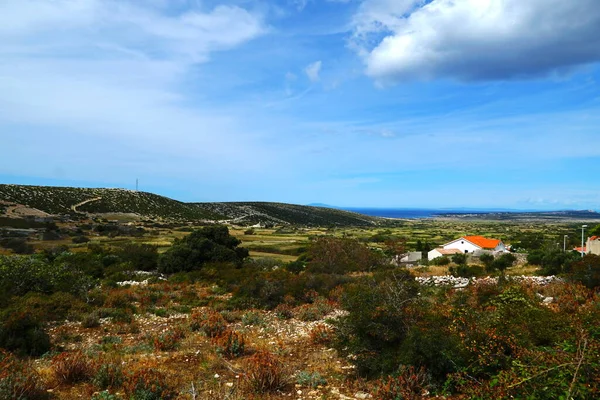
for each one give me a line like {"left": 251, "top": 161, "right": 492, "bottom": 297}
{"left": 136, "top": 178, "right": 139, "bottom": 191}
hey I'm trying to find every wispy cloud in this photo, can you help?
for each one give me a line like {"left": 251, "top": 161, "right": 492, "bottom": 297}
{"left": 305, "top": 60, "right": 323, "bottom": 82}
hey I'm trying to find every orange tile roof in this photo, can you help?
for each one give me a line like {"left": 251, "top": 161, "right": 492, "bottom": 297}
{"left": 591, "top": 236, "right": 599, "bottom": 241}
{"left": 575, "top": 246, "right": 586, "bottom": 252}
{"left": 463, "top": 235, "right": 501, "bottom": 249}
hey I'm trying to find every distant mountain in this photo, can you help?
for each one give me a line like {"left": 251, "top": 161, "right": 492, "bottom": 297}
{"left": 306, "top": 203, "right": 343, "bottom": 209}
{"left": 0, "top": 184, "right": 376, "bottom": 226}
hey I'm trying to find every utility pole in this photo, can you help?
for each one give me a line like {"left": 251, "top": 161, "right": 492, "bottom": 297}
{"left": 564, "top": 235, "right": 568, "bottom": 252}
{"left": 136, "top": 178, "right": 139, "bottom": 191}
{"left": 581, "top": 225, "right": 588, "bottom": 257}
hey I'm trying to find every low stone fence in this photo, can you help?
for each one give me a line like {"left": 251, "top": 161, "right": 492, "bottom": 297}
{"left": 416, "top": 275, "right": 562, "bottom": 288}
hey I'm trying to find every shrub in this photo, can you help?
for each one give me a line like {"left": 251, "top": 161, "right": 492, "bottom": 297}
{"left": 296, "top": 371, "right": 327, "bottom": 388}
{"left": 104, "top": 289, "right": 137, "bottom": 310}
{"left": 219, "top": 310, "right": 242, "bottom": 323}
{"left": 451, "top": 253, "right": 468, "bottom": 265}
{"left": 0, "top": 309, "right": 51, "bottom": 356}
{"left": 91, "top": 391, "right": 119, "bottom": 400}
{"left": 118, "top": 244, "right": 158, "bottom": 271}
{"left": 72, "top": 235, "right": 90, "bottom": 244}
{"left": 214, "top": 329, "right": 246, "bottom": 358}
{"left": 189, "top": 310, "right": 227, "bottom": 338}
{"left": 0, "top": 350, "right": 48, "bottom": 400}
{"left": 294, "top": 298, "right": 334, "bottom": 321}
{"left": 0, "top": 238, "right": 34, "bottom": 254}
{"left": 124, "top": 366, "right": 176, "bottom": 400}
{"left": 309, "top": 324, "right": 335, "bottom": 345}
{"left": 568, "top": 254, "right": 600, "bottom": 288}
{"left": 449, "top": 264, "right": 484, "bottom": 278}
{"left": 333, "top": 271, "right": 420, "bottom": 376}
{"left": 241, "top": 311, "right": 264, "bottom": 326}
{"left": 51, "top": 350, "right": 94, "bottom": 384}
{"left": 306, "top": 237, "right": 382, "bottom": 274}
{"left": 158, "top": 226, "right": 248, "bottom": 273}
{"left": 245, "top": 350, "right": 288, "bottom": 393}
{"left": 431, "top": 256, "right": 450, "bottom": 266}
{"left": 93, "top": 356, "right": 125, "bottom": 390}
{"left": 81, "top": 312, "right": 101, "bottom": 328}
{"left": 373, "top": 366, "right": 429, "bottom": 400}
{"left": 274, "top": 303, "right": 294, "bottom": 320}
{"left": 152, "top": 327, "right": 186, "bottom": 352}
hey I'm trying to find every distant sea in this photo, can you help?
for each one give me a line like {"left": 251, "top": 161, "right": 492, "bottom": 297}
{"left": 343, "top": 208, "right": 490, "bottom": 219}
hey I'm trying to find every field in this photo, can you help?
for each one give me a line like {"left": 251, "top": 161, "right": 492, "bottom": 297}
{"left": 1, "top": 195, "right": 600, "bottom": 399}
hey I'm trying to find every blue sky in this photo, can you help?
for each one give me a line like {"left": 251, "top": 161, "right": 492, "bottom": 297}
{"left": 1, "top": 0, "right": 600, "bottom": 209}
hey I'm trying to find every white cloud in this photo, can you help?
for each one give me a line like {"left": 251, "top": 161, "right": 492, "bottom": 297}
{"left": 0, "top": 0, "right": 271, "bottom": 182}
{"left": 0, "top": 0, "right": 266, "bottom": 62}
{"left": 351, "top": 0, "right": 600, "bottom": 83}
{"left": 305, "top": 60, "right": 322, "bottom": 82}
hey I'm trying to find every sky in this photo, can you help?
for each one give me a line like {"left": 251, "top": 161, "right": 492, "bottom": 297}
{"left": 1, "top": 0, "right": 600, "bottom": 210}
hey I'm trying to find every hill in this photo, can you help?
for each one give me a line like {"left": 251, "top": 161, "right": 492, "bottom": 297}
{"left": 193, "top": 202, "right": 376, "bottom": 226}
{"left": 0, "top": 184, "right": 377, "bottom": 226}
{"left": 0, "top": 184, "right": 221, "bottom": 221}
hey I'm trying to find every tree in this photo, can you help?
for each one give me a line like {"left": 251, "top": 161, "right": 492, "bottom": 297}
{"left": 118, "top": 243, "right": 158, "bottom": 271}
{"left": 527, "top": 250, "right": 580, "bottom": 276}
{"left": 451, "top": 253, "right": 468, "bottom": 266}
{"left": 306, "top": 237, "right": 381, "bottom": 274}
{"left": 490, "top": 253, "right": 517, "bottom": 274}
{"left": 567, "top": 254, "right": 600, "bottom": 288}
{"left": 157, "top": 226, "right": 248, "bottom": 274}
{"left": 479, "top": 253, "right": 495, "bottom": 271}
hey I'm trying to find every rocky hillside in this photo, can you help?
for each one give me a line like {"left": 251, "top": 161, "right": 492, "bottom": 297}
{"left": 194, "top": 202, "right": 376, "bottom": 226}
{"left": 0, "top": 184, "right": 221, "bottom": 220}
{"left": 0, "top": 184, "right": 377, "bottom": 226}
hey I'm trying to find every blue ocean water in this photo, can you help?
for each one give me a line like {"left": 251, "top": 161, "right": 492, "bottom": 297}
{"left": 343, "top": 208, "right": 485, "bottom": 219}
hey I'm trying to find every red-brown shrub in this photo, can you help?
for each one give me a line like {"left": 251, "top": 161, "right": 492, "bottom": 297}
{"left": 51, "top": 350, "right": 95, "bottom": 384}
{"left": 245, "top": 350, "right": 288, "bottom": 393}
{"left": 213, "top": 329, "right": 246, "bottom": 358}
{"left": 123, "top": 364, "right": 177, "bottom": 400}
{"left": 373, "top": 366, "right": 429, "bottom": 400}
{"left": 0, "top": 350, "right": 48, "bottom": 399}
{"left": 309, "top": 324, "right": 335, "bottom": 345}
{"left": 189, "top": 310, "right": 227, "bottom": 338}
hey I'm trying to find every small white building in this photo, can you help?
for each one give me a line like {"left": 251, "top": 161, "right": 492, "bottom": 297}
{"left": 428, "top": 248, "right": 463, "bottom": 261}
{"left": 429, "top": 235, "right": 507, "bottom": 261}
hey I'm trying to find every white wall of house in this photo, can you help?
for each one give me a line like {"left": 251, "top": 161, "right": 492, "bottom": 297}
{"left": 587, "top": 238, "right": 600, "bottom": 255}
{"left": 428, "top": 249, "right": 444, "bottom": 261}
{"left": 442, "top": 239, "right": 480, "bottom": 254}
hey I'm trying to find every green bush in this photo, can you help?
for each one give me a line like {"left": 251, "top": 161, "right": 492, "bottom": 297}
{"left": 157, "top": 226, "right": 248, "bottom": 274}
{"left": 333, "top": 270, "right": 420, "bottom": 376}
{"left": 0, "top": 309, "right": 51, "bottom": 356}
{"left": 431, "top": 256, "right": 450, "bottom": 266}
{"left": 296, "top": 371, "right": 327, "bottom": 388}
{"left": 306, "top": 237, "right": 383, "bottom": 274}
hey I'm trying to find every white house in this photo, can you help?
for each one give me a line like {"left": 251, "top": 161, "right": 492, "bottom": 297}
{"left": 429, "top": 235, "right": 507, "bottom": 261}
{"left": 586, "top": 236, "right": 600, "bottom": 255}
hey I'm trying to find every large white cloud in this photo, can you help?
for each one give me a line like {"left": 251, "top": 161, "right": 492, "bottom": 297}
{"left": 352, "top": 0, "right": 600, "bottom": 82}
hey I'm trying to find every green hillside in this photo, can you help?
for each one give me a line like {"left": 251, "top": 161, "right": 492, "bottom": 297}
{"left": 0, "top": 184, "right": 377, "bottom": 226}
{"left": 194, "top": 202, "right": 377, "bottom": 226}
{"left": 0, "top": 184, "right": 221, "bottom": 220}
